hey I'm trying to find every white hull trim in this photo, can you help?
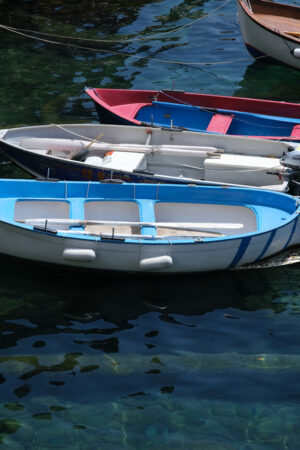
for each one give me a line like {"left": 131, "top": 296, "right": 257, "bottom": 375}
{"left": 0, "top": 219, "right": 298, "bottom": 273}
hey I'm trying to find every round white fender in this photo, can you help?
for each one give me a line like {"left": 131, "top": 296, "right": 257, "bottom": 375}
{"left": 63, "top": 248, "right": 96, "bottom": 262}
{"left": 139, "top": 255, "right": 173, "bottom": 271}
{"left": 293, "top": 49, "right": 300, "bottom": 59}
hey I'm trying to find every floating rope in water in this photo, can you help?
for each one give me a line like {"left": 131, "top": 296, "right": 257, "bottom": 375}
{"left": 0, "top": 0, "right": 233, "bottom": 44}
{"left": 0, "top": 23, "right": 279, "bottom": 67}
{"left": 0, "top": 0, "right": 282, "bottom": 68}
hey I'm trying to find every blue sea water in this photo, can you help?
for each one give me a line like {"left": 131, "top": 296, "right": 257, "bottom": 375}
{"left": 0, "top": 0, "right": 300, "bottom": 448}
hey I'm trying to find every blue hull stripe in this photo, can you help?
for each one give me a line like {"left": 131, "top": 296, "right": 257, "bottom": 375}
{"left": 283, "top": 215, "right": 299, "bottom": 251}
{"left": 254, "top": 229, "right": 276, "bottom": 262}
{"left": 228, "top": 236, "right": 252, "bottom": 268}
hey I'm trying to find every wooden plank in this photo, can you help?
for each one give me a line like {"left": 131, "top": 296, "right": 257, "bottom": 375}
{"left": 206, "top": 114, "right": 233, "bottom": 134}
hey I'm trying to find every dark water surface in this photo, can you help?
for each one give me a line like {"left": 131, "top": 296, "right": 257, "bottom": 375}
{"left": 0, "top": 0, "right": 300, "bottom": 448}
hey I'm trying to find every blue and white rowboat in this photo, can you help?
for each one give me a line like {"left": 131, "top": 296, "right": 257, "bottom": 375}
{"left": 0, "top": 179, "right": 299, "bottom": 273}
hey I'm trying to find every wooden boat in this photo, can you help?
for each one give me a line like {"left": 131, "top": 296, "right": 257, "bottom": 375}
{"left": 85, "top": 87, "right": 300, "bottom": 140}
{"left": 0, "top": 179, "right": 299, "bottom": 273}
{"left": 0, "top": 123, "right": 297, "bottom": 192}
{"left": 237, "top": 0, "right": 300, "bottom": 70}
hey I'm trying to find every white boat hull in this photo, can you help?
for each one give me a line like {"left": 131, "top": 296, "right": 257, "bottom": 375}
{"left": 0, "top": 124, "right": 294, "bottom": 192}
{"left": 237, "top": 0, "right": 300, "bottom": 70}
{"left": 0, "top": 179, "right": 298, "bottom": 274}
{"left": 0, "top": 216, "right": 298, "bottom": 273}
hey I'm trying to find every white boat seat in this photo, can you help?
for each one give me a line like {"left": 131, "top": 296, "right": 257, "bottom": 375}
{"left": 204, "top": 154, "right": 282, "bottom": 186}
{"left": 85, "top": 156, "right": 104, "bottom": 167}
{"left": 100, "top": 151, "right": 147, "bottom": 172}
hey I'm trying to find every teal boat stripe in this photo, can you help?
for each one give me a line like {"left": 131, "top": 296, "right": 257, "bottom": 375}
{"left": 228, "top": 236, "right": 252, "bottom": 268}
{"left": 283, "top": 215, "right": 299, "bottom": 251}
{"left": 254, "top": 229, "right": 276, "bottom": 262}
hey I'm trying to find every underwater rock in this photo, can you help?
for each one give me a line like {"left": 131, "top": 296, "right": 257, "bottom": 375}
{"left": 4, "top": 402, "right": 24, "bottom": 412}
{"left": 73, "top": 424, "right": 86, "bottom": 430}
{"left": 2, "top": 352, "right": 300, "bottom": 377}
{"left": 50, "top": 405, "right": 68, "bottom": 412}
{"left": 79, "top": 365, "right": 99, "bottom": 373}
{"left": 0, "top": 418, "right": 21, "bottom": 434}
{"left": 30, "top": 421, "right": 82, "bottom": 448}
{"left": 254, "top": 406, "right": 273, "bottom": 420}
{"left": 11, "top": 422, "right": 35, "bottom": 442}
{"left": 256, "top": 416, "right": 288, "bottom": 443}
{"left": 41, "top": 93, "right": 69, "bottom": 123}
{"left": 160, "top": 386, "right": 174, "bottom": 394}
{"left": 0, "top": 296, "right": 24, "bottom": 316}
{"left": 14, "top": 384, "right": 31, "bottom": 399}
{"left": 218, "top": 416, "right": 249, "bottom": 442}
{"left": 0, "top": 435, "right": 25, "bottom": 450}
{"left": 0, "top": 373, "right": 6, "bottom": 384}
{"left": 0, "top": 418, "right": 22, "bottom": 444}
{"left": 33, "top": 341, "right": 46, "bottom": 348}
{"left": 32, "top": 412, "right": 52, "bottom": 420}
{"left": 49, "top": 381, "right": 65, "bottom": 386}
{"left": 211, "top": 403, "right": 236, "bottom": 418}
{"left": 235, "top": 404, "right": 254, "bottom": 420}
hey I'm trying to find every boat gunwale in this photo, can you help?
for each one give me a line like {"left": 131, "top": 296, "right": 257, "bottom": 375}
{"left": 85, "top": 87, "right": 300, "bottom": 120}
{"left": 0, "top": 186, "right": 298, "bottom": 245}
{"left": 0, "top": 129, "right": 290, "bottom": 191}
{"left": 1, "top": 211, "right": 298, "bottom": 246}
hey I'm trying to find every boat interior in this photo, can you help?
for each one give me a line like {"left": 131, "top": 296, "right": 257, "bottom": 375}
{"left": 16, "top": 135, "right": 286, "bottom": 189}
{"left": 13, "top": 197, "right": 260, "bottom": 239}
{"left": 135, "top": 101, "right": 300, "bottom": 137}
{"left": 248, "top": 0, "right": 300, "bottom": 38}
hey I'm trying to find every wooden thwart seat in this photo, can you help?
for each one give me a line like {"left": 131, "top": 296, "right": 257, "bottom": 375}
{"left": 111, "top": 103, "right": 151, "bottom": 120}
{"left": 291, "top": 125, "right": 300, "bottom": 138}
{"left": 206, "top": 114, "right": 233, "bottom": 134}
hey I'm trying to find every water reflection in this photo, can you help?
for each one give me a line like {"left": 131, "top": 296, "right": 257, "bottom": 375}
{"left": 234, "top": 60, "right": 300, "bottom": 102}
{"left": 0, "top": 239, "right": 299, "bottom": 447}
{"left": 0, "top": 253, "right": 298, "bottom": 335}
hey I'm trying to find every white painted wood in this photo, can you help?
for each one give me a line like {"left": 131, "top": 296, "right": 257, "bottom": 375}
{"left": 14, "top": 200, "right": 69, "bottom": 221}
{"left": 154, "top": 203, "right": 257, "bottom": 235}
{"left": 85, "top": 201, "right": 140, "bottom": 222}
{"left": 204, "top": 154, "right": 281, "bottom": 186}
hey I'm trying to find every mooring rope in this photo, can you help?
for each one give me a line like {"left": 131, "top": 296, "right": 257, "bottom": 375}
{"left": 0, "top": 0, "right": 233, "bottom": 44}
{"left": 0, "top": 23, "right": 276, "bottom": 67}
{"left": 0, "top": 0, "right": 283, "bottom": 68}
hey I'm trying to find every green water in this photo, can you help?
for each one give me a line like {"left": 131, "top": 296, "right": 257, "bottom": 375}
{"left": 0, "top": 0, "right": 300, "bottom": 448}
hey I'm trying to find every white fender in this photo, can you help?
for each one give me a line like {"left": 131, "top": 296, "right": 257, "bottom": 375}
{"left": 139, "top": 255, "right": 173, "bottom": 270}
{"left": 63, "top": 248, "right": 96, "bottom": 262}
{"left": 293, "top": 49, "right": 300, "bottom": 59}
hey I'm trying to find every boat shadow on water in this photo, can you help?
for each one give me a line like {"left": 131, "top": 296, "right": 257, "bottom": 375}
{"left": 0, "top": 251, "right": 298, "bottom": 329}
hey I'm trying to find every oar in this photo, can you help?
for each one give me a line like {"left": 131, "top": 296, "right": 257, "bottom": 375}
{"left": 84, "top": 132, "right": 104, "bottom": 149}
{"left": 55, "top": 230, "right": 224, "bottom": 239}
{"left": 19, "top": 218, "right": 243, "bottom": 233}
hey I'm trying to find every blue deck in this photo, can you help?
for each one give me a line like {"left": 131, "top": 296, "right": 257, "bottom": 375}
{"left": 135, "top": 101, "right": 300, "bottom": 137}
